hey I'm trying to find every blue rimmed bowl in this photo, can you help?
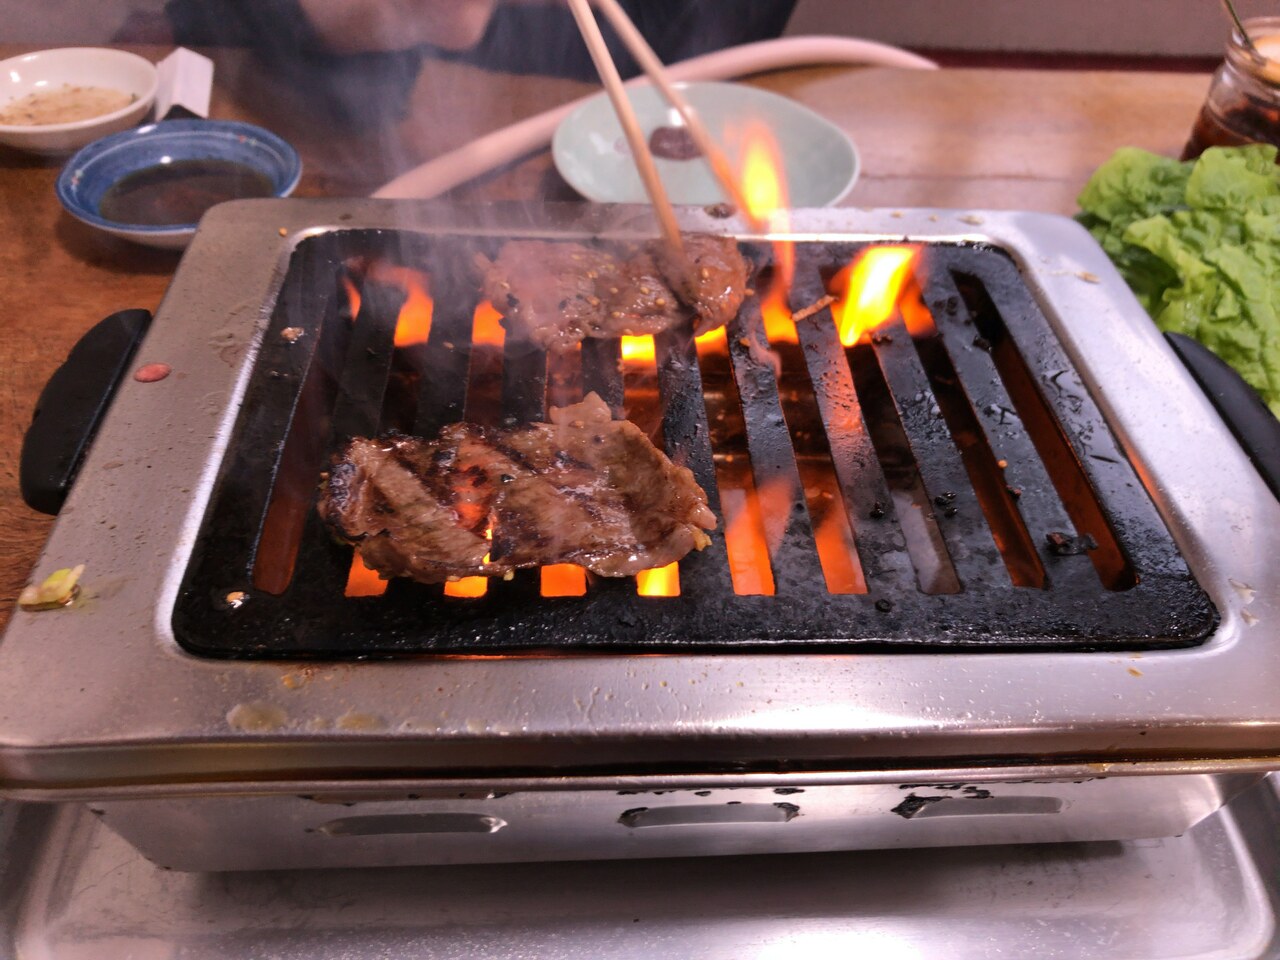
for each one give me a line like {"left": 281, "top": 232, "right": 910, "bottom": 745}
{"left": 56, "top": 119, "right": 302, "bottom": 250}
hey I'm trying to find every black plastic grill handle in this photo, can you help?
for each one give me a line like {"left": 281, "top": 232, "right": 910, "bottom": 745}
{"left": 20, "top": 309, "right": 152, "bottom": 516}
{"left": 1165, "top": 332, "right": 1280, "bottom": 503}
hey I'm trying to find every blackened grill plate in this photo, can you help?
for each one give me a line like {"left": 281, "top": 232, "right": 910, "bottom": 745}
{"left": 173, "top": 229, "right": 1215, "bottom": 658}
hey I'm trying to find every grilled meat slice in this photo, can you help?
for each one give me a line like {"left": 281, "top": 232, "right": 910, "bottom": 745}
{"left": 318, "top": 393, "right": 716, "bottom": 585}
{"left": 477, "top": 235, "right": 749, "bottom": 351}
{"left": 658, "top": 233, "right": 752, "bottom": 335}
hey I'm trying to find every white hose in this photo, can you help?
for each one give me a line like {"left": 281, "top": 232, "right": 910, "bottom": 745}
{"left": 373, "top": 35, "right": 937, "bottom": 199}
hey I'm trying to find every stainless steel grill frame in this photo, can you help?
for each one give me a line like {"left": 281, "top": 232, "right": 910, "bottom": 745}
{"left": 1, "top": 201, "right": 1278, "bottom": 868}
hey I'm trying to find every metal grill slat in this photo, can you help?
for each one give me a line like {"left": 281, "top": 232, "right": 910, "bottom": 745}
{"left": 923, "top": 269, "right": 1099, "bottom": 591}
{"left": 725, "top": 298, "right": 826, "bottom": 595}
{"left": 501, "top": 342, "right": 548, "bottom": 423}
{"left": 789, "top": 266, "right": 916, "bottom": 593}
{"left": 413, "top": 285, "right": 478, "bottom": 436}
{"left": 870, "top": 312, "right": 1007, "bottom": 591}
{"left": 655, "top": 327, "right": 734, "bottom": 596}
{"left": 581, "top": 338, "right": 625, "bottom": 417}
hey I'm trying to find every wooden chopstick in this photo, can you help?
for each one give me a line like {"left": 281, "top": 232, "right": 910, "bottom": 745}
{"left": 565, "top": 0, "right": 684, "bottom": 257}
{"left": 589, "top": 0, "right": 759, "bottom": 227}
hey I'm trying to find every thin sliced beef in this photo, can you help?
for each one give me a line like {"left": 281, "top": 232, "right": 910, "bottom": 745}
{"left": 659, "top": 232, "right": 753, "bottom": 335}
{"left": 478, "top": 234, "right": 749, "bottom": 351}
{"left": 318, "top": 393, "right": 716, "bottom": 584}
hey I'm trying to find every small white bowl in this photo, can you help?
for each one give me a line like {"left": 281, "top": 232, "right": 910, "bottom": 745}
{"left": 0, "top": 48, "right": 158, "bottom": 155}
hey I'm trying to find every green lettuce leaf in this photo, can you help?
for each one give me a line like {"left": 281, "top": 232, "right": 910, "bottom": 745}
{"left": 1077, "top": 144, "right": 1280, "bottom": 417}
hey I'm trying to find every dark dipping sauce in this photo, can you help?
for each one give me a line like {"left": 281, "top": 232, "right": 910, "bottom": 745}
{"left": 648, "top": 125, "right": 701, "bottom": 161}
{"left": 98, "top": 158, "right": 274, "bottom": 226}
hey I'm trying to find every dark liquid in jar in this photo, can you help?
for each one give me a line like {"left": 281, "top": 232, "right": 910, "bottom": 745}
{"left": 1182, "top": 99, "right": 1280, "bottom": 160}
{"left": 98, "top": 159, "right": 275, "bottom": 226}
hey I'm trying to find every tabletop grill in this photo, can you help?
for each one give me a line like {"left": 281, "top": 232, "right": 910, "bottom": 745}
{"left": 175, "top": 229, "right": 1213, "bottom": 658}
{"left": 2, "top": 201, "right": 1278, "bottom": 872}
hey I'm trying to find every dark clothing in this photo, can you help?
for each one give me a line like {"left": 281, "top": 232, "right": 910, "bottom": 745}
{"left": 166, "top": 0, "right": 796, "bottom": 128}
{"left": 452, "top": 1, "right": 798, "bottom": 81}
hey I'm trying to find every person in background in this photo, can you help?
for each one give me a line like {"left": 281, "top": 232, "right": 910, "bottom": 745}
{"left": 163, "top": 0, "right": 797, "bottom": 127}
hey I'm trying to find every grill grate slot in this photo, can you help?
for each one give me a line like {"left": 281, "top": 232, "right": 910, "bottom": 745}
{"left": 248, "top": 244, "right": 352, "bottom": 597}
{"left": 760, "top": 271, "right": 865, "bottom": 596}
{"left": 173, "top": 231, "right": 1216, "bottom": 658}
{"left": 581, "top": 338, "right": 625, "bottom": 417}
{"left": 951, "top": 258, "right": 1136, "bottom": 590}
{"left": 789, "top": 265, "right": 915, "bottom": 597}
{"left": 412, "top": 280, "right": 478, "bottom": 437}
{"left": 922, "top": 268, "right": 1096, "bottom": 592}
{"left": 283, "top": 279, "right": 405, "bottom": 606}
{"left": 724, "top": 297, "right": 826, "bottom": 596}
{"left": 491, "top": 335, "right": 549, "bottom": 603}
{"left": 902, "top": 283, "right": 1045, "bottom": 589}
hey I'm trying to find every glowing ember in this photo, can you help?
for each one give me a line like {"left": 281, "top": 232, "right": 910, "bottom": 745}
{"left": 541, "top": 564, "right": 587, "bottom": 597}
{"left": 833, "top": 246, "right": 919, "bottom": 347}
{"left": 694, "top": 328, "right": 723, "bottom": 350}
{"left": 620, "top": 334, "right": 656, "bottom": 364}
{"left": 636, "top": 562, "right": 680, "bottom": 597}
{"left": 812, "top": 505, "right": 865, "bottom": 594}
{"left": 444, "top": 576, "right": 488, "bottom": 598}
{"left": 344, "top": 555, "right": 388, "bottom": 597}
{"left": 445, "top": 523, "right": 493, "bottom": 598}
{"left": 472, "top": 299, "right": 506, "bottom": 346}
{"left": 720, "top": 485, "right": 775, "bottom": 596}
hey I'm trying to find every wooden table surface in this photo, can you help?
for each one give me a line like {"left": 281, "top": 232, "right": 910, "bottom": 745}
{"left": 0, "top": 43, "right": 1212, "bottom": 629}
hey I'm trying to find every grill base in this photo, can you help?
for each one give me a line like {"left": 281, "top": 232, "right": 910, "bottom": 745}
{"left": 90, "top": 772, "right": 1260, "bottom": 871}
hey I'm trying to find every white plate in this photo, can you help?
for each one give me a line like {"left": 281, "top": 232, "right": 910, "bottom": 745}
{"left": 553, "top": 81, "right": 858, "bottom": 207}
{"left": 0, "top": 48, "right": 157, "bottom": 155}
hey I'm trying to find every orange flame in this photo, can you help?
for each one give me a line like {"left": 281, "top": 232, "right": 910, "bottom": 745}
{"left": 541, "top": 564, "right": 587, "bottom": 597}
{"left": 344, "top": 554, "right": 388, "bottom": 597}
{"left": 472, "top": 300, "right": 506, "bottom": 346}
{"left": 833, "top": 246, "right": 919, "bottom": 347}
{"left": 620, "top": 335, "right": 656, "bottom": 364}
{"left": 740, "top": 120, "right": 788, "bottom": 237}
{"left": 394, "top": 275, "right": 433, "bottom": 347}
{"left": 357, "top": 265, "right": 434, "bottom": 347}
{"left": 737, "top": 121, "right": 796, "bottom": 344}
{"left": 636, "top": 562, "right": 680, "bottom": 597}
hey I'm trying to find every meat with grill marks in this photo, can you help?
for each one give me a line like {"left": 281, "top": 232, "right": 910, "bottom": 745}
{"left": 318, "top": 393, "right": 717, "bottom": 585}
{"left": 478, "top": 234, "right": 749, "bottom": 352}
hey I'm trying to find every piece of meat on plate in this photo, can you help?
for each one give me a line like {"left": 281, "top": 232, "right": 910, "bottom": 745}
{"left": 478, "top": 235, "right": 749, "bottom": 350}
{"left": 318, "top": 393, "right": 717, "bottom": 585}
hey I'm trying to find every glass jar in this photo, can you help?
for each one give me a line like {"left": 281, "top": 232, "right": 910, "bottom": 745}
{"left": 1183, "top": 16, "right": 1280, "bottom": 160}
